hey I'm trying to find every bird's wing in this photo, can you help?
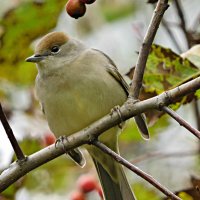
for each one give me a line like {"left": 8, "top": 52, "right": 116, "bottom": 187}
{"left": 92, "top": 49, "right": 150, "bottom": 139}
{"left": 92, "top": 49, "right": 129, "bottom": 96}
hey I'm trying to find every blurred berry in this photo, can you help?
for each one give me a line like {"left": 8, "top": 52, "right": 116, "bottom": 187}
{"left": 77, "top": 174, "right": 97, "bottom": 193}
{"left": 66, "top": 0, "right": 86, "bottom": 19}
{"left": 42, "top": 133, "right": 56, "bottom": 146}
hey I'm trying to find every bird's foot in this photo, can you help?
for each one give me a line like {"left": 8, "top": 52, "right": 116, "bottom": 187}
{"left": 110, "top": 105, "right": 123, "bottom": 129}
{"left": 55, "top": 136, "right": 86, "bottom": 167}
{"left": 55, "top": 135, "right": 68, "bottom": 150}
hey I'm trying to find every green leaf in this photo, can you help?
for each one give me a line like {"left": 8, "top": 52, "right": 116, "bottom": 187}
{"left": 130, "top": 44, "right": 200, "bottom": 125}
{"left": 144, "top": 44, "right": 200, "bottom": 94}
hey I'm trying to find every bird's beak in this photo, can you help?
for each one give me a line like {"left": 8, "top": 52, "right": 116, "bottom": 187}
{"left": 25, "top": 54, "right": 45, "bottom": 63}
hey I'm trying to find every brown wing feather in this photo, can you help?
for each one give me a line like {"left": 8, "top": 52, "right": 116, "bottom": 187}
{"left": 92, "top": 49, "right": 129, "bottom": 96}
{"left": 93, "top": 49, "right": 150, "bottom": 139}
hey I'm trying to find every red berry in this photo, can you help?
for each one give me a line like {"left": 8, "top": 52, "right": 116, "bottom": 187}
{"left": 80, "top": 0, "right": 96, "bottom": 4}
{"left": 77, "top": 175, "right": 97, "bottom": 193}
{"left": 43, "top": 133, "right": 56, "bottom": 146}
{"left": 71, "top": 190, "right": 85, "bottom": 200}
{"left": 66, "top": 0, "right": 86, "bottom": 19}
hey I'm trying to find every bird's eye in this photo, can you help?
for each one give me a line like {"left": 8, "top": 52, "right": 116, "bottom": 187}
{"left": 51, "top": 46, "right": 60, "bottom": 54}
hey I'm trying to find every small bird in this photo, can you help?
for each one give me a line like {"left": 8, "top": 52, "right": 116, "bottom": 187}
{"left": 26, "top": 32, "right": 149, "bottom": 200}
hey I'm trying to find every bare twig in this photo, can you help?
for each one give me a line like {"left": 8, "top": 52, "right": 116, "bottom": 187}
{"left": 0, "top": 103, "right": 25, "bottom": 160}
{"left": 129, "top": 0, "right": 169, "bottom": 98}
{"left": 192, "top": 13, "right": 200, "bottom": 31}
{"left": 192, "top": 101, "right": 200, "bottom": 131}
{"left": 162, "top": 106, "right": 200, "bottom": 139}
{"left": 174, "top": 1, "right": 200, "bottom": 134}
{"left": 173, "top": 0, "right": 191, "bottom": 48}
{"left": 161, "top": 20, "right": 181, "bottom": 28}
{"left": 93, "top": 140, "right": 181, "bottom": 200}
{"left": 162, "top": 19, "right": 183, "bottom": 53}
{"left": 1, "top": 76, "right": 200, "bottom": 192}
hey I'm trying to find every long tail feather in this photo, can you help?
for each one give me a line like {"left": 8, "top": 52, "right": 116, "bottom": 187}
{"left": 87, "top": 127, "right": 136, "bottom": 200}
{"left": 92, "top": 158, "right": 136, "bottom": 200}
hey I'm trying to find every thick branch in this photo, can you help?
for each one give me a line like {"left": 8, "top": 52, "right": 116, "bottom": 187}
{"left": 1, "top": 76, "right": 200, "bottom": 192}
{"left": 0, "top": 103, "right": 25, "bottom": 160}
{"left": 129, "top": 0, "right": 169, "bottom": 98}
{"left": 93, "top": 140, "right": 181, "bottom": 200}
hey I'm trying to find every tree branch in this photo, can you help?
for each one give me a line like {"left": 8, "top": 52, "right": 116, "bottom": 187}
{"left": 162, "top": 106, "right": 200, "bottom": 139}
{"left": 92, "top": 140, "right": 181, "bottom": 200}
{"left": 129, "top": 0, "right": 169, "bottom": 98}
{"left": 192, "top": 101, "right": 200, "bottom": 130}
{"left": 173, "top": 0, "right": 191, "bottom": 48}
{"left": 173, "top": 0, "right": 200, "bottom": 136}
{"left": 0, "top": 103, "right": 25, "bottom": 160}
{"left": 162, "top": 19, "right": 183, "bottom": 53}
{"left": 1, "top": 75, "right": 200, "bottom": 192}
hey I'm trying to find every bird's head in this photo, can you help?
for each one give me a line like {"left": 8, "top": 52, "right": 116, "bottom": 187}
{"left": 26, "top": 32, "right": 86, "bottom": 71}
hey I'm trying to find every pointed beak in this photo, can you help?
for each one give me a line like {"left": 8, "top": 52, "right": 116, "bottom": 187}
{"left": 25, "top": 54, "right": 45, "bottom": 63}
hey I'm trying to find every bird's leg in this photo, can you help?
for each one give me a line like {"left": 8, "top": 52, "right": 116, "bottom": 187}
{"left": 110, "top": 105, "right": 124, "bottom": 129}
{"left": 55, "top": 135, "right": 68, "bottom": 151}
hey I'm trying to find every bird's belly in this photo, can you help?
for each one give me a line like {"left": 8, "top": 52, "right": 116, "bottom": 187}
{"left": 38, "top": 73, "right": 127, "bottom": 138}
{"left": 43, "top": 92, "right": 98, "bottom": 137}
{"left": 42, "top": 88, "right": 125, "bottom": 137}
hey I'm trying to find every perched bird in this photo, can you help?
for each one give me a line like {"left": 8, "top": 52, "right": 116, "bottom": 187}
{"left": 26, "top": 32, "right": 149, "bottom": 200}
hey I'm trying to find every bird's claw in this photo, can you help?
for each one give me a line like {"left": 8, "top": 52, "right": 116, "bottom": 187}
{"left": 110, "top": 106, "right": 123, "bottom": 129}
{"left": 55, "top": 135, "right": 68, "bottom": 153}
{"left": 55, "top": 136, "right": 86, "bottom": 167}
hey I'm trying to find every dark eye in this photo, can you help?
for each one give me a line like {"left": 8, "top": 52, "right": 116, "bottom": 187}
{"left": 51, "top": 46, "right": 60, "bottom": 54}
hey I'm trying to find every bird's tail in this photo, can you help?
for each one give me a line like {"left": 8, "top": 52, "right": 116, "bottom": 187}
{"left": 87, "top": 127, "right": 136, "bottom": 200}
{"left": 92, "top": 158, "right": 136, "bottom": 200}
{"left": 134, "top": 113, "right": 150, "bottom": 140}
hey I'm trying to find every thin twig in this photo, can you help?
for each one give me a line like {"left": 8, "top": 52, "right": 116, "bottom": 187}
{"left": 162, "top": 19, "right": 183, "bottom": 53}
{"left": 162, "top": 106, "right": 200, "bottom": 139}
{"left": 131, "top": 150, "right": 198, "bottom": 164}
{"left": 0, "top": 103, "right": 25, "bottom": 160}
{"left": 192, "top": 13, "right": 200, "bottom": 31}
{"left": 173, "top": 0, "right": 191, "bottom": 48}
{"left": 129, "top": 0, "right": 169, "bottom": 98}
{"left": 174, "top": 1, "right": 200, "bottom": 134}
{"left": 93, "top": 140, "right": 181, "bottom": 200}
{"left": 161, "top": 20, "right": 181, "bottom": 28}
{"left": 192, "top": 101, "right": 200, "bottom": 131}
{"left": 1, "top": 76, "right": 200, "bottom": 192}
